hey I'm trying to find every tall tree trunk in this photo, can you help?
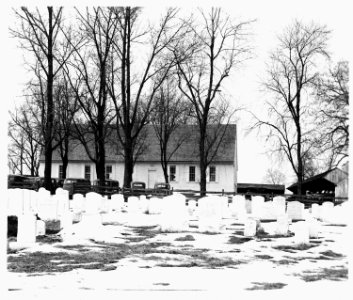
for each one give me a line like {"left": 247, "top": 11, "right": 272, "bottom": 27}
{"left": 199, "top": 124, "right": 207, "bottom": 196}
{"left": 123, "top": 138, "right": 134, "bottom": 188}
{"left": 44, "top": 7, "right": 54, "bottom": 191}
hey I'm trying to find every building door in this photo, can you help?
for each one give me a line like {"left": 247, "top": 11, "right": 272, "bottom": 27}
{"left": 148, "top": 169, "right": 157, "bottom": 189}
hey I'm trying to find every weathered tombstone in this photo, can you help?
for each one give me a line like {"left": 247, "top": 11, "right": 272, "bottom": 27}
{"left": 244, "top": 217, "right": 258, "bottom": 237}
{"left": 231, "top": 195, "right": 247, "bottom": 220}
{"left": 273, "top": 196, "right": 286, "bottom": 218}
{"left": 36, "top": 220, "right": 46, "bottom": 236}
{"left": 148, "top": 197, "right": 163, "bottom": 214}
{"left": 139, "top": 195, "right": 149, "bottom": 214}
{"left": 293, "top": 221, "right": 310, "bottom": 244}
{"left": 37, "top": 190, "right": 58, "bottom": 220}
{"left": 160, "top": 193, "right": 189, "bottom": 232}
{"left": 56, "top": 188, "right": 70, "bottom": 217}
{"left": 71, "top": 194, "right": 85, "bottom": 213}
{"left": 85, "top": 192, "right": 102, "bottom": 214}
{"left": 198, "top": 196, "right": 224, "bottom": 233}
{"left": 245, "top": 199, "right": 252, "bottom": 214}
{"left": 251, "top": 196, "right": 264, "bottom": 218}
{"left": 286, "top": 201, "right": 304, "bottom": 220}
{"left": 261, "top": 201, "right": 276, "bottom": 220}
{"left": 275, "top": 214, "right": 290, "bottom": 236}
{"left": 100, "top": 196, "right": 111, "bottom": 214}
{"left": 127, "top": 196, "right": 140, "bottom": 214}
{"left": 321, "top": 201, "right": 334, "bottom": 223}
{"left": 7, "top": 189, "right": 23, "bottom": 216}
{"left": 110, "top": 194, "right": 125, "bottom": 212}
{"left": 17, "top": 214, "right": 37, "bottom": 245}
{"left": 311, "top": 203, "right": 320, "bottom": 219}
{"left": 306, "top": 216, "right": 320, "bottom": 238}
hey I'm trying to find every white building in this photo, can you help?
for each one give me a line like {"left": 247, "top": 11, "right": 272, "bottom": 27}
{"left": 39, "top": 124, "right": 238, "bottom": 192}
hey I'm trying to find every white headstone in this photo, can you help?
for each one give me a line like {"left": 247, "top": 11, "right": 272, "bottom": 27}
{"left": 85, "top": 192, "right": 102, "bottom": 214}
{"left": 273, "top": 196, "right": 286, "bottom": 217}
{"left": 275, "top": 214, "right": 290, "bottom": 236}
{"left": 321, "top": 201, "right": 334, "bottom": 223}
{"left": 245, "top": 199, "right": 252, "bottom": 214}
{"left": 198, "top": 196, "right": 224, "bottom": 233}
{"left": 60, "top": 211, "right": 74, "bottom": 237}
{"left": 110, "top": 194, "right": 125, "bottom": 212}
{"left": 231, "top": 195, "right": 247, "bottom": 220}
{"left": 261, "top": 201, "right": 276, "bottom": 220}
{"left": 311, "top": 203, "right": 321, "bottom": 219}
{"left": 293, "top": 221, "right": 310, "bottom": 244}
{"left": 160, "top": 194, "right": 189, "bottom": 232}
{"left": 252, "top": 196, "right": 265, "bottom": 218}
{"left": 100, "top": 196, "right": 111, "bottom": 213}
{"left": 56, "top": 189, "right": 70, "bottom": 217}
{"left": 17, "top": 214, "right": 37, "bottom": 244}
{"left": 71, "top": 194, "right": 85, "bottom": 213}
{"left": 127, "top": 196, "right": 140, "bottom": 213}
{"left": 36, "top": 220, "right": 46, "bottom": 236}
{"left": 286, "top": 201, "right": 304, "bottom": 220}
{"left": 37, "top": 192, "right": 58, "bottom": 220}
{"left": 307, "top": 217, "right": 320, "bottom": 238}
{"left": 244, "top": 218, "right": 257, "bottom": 237}
{"left": 148, "top": 197, "right": 163, "bottom": 214}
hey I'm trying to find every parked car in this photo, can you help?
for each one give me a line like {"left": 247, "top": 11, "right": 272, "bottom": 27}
{"left": 92, "top": 179, "right": 120, "bottom": 197}
{"left": 7, "top": 175, "right": 34, "bottom": 189}
{"left": 63, "top": 178, "right": 91, "bottom": 199}
{"left": 153, "top": 182, "right": 172, "bottom": 196}
{"left": 123, "top": 181, "right": 147, "bottom": 198}
{"left": 30, "top": 177, "right": 59, "bottom": 194}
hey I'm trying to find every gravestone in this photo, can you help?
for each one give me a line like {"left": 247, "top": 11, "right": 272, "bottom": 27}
{"left": 110, "top": 194, "right": 125, "bottom": 212}
{"left": 160, "top": 193, "right": 189, "bottom": 232}
{"left": 261, "top": 201, "right": 276, "bottom": 220}
{"left": 36, "top": 220, "right": 46, "bottom": 236}
{"left": 7, "top": 189, "right": 23, "bottom": 216}
{"left": 100, "top": 196, "right": 111, "bottom": 214}
{"left": 245, "top": 199, "right": 252, "bottom": 214}
{"left": 244, "top": 217, "right": 258, "bottom": 237}
{"left": 85, "top": 192, "right": 102, "bottom": 214}
{"left": 231, "top": 195, "right": 247, "bottom": 220}
{"left": 273, "top": 196, "right": 286, "bottom": 218}
{"left": 306, "top": 216, "right": 319, "bottom": 238}
{"left": 275, "top": 214, "right": 290, "bottom": 236}
{"left": 148, "top": 197, "right": 163, "bottom": 214}
{"left": 251, "top": 196, "right": 264, "bottom": 218}
{"left": 127, "top": 196, "right": 140, "bottom": 214}
{"left": 198, "top": 196, "right": 224, "bottom": 233}
{"left": 60, "top": 211, "right": 74, "bottom": 240}
{"left": 321, "top": 201, "right": 334, "bottom": 223}
{"left": 17, "top": 214, "right": 37, "bottom": 245}
{"left": 71, "top": 194, "right": 85, "bottom": 213}
{"left": 311, "top": 203, "right": 321, "bottom": 219}
{"left": 55, "top": 189, "right": 70, "bottom": 217}
{"left": 293, "top": 221, "right": 310, "bottom": 244}
{"left": 37, "top": 190, "right": 58, "bottom": 220}
{"left": 286, "top": 201, "right": 304, "bottom": 220}
{"left": 139, "top": 195, "right": 149, "bottom": 214}
{"left": 187, "top": 200, "right": 197, "bottom": 218}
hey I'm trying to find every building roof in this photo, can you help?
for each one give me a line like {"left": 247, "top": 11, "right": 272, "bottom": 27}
{"left": 47, "top": 124, "right": 236, "bottom": 164}
{"left": 237, "top": 183, "right": 285, "bottom": 194}
{"left": 286, "top": 168, "right": 342, "bottom": 193}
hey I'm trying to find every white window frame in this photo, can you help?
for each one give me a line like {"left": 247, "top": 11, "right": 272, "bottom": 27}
{"left": 106, "top": 165, "right": 112, "bottom": 179}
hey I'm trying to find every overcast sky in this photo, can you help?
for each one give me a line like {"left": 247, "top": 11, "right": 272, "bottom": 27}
{"left": 1, "top": 0, "right": 351, "bottom": 187}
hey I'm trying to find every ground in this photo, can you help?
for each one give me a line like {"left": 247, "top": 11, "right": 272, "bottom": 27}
{"left": 6, "top": 213, "right": 350, "bottom": 298}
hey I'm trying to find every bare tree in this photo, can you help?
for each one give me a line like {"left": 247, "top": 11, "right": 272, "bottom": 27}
{"left": 314, "top": 60, "right": 349, "bottom": 168}
{"left": 11, "top": 7, "right": 73, "bottom": 190}
{"left": 173, "top": 8, "right": 251, "bottom": 195}
{"left": 263, "top": 168, "right": 286, "bottom": 185}
{"left": 8, "top": 102, "right": 43, "bottom": 176}
{"left": 150, "top": 75, "right": 192, "bottom": 183}
{"left": 63, "top": 7, "right": 117, "bottom": 184}
{"left": 109, "top": 7, "right": 186, "bottom": 188}
{"left": 252, "top": 20, "right": 330, "bottom": 195}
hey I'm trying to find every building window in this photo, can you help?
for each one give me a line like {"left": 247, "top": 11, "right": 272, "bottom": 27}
{"left": 84, "top": 165, "right": 91, "bottom": 181}
{"left": 209, "top": 166, "right": 216, "bottom": 182}
{"left": 169, "top": 165, "right": 176, "bottom": 182}
{"left": 189, "top": 166, "right": 196, "bottom": 182}
{"left": 58, "top": 165, "right": 63, "bottom": 179}
{"left": 106, "top": 165, "right": 112, "bottom": 179}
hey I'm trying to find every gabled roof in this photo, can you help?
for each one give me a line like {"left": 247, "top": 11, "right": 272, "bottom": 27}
{"left": 47, "top": 124, "right": 236, "bottom": 164}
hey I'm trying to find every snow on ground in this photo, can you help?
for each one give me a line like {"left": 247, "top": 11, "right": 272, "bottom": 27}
{"left": 6, "top": 212, "right": 350, "bottom": 298}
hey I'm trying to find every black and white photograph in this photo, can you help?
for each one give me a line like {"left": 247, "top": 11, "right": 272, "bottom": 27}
{"left": 1, "top": 0, "right": 351, "bottom": 298}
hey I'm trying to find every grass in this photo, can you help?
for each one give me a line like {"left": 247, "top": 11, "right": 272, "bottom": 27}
{"left": 272, "top": 243, "right": 318, "bottom": 252}
{"left": 297, "top": 266, "right": 348, "bottom": 282}
{"left": 246, "top": 282, "right": 287, "bottom": 290}
{"left": 319, "top": 250, "right": 344, "bottom": 258}
{"left": 255, "top": 255, "right": 273, "bottom": 259}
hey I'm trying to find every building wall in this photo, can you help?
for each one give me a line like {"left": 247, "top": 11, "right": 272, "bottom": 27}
{"left": 40, "top": 161, "right": 236, "bottom": 192}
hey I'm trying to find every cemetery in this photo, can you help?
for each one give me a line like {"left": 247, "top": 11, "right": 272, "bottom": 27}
{"left": 6, "top": 187, "right": 349, "bottom": 294}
